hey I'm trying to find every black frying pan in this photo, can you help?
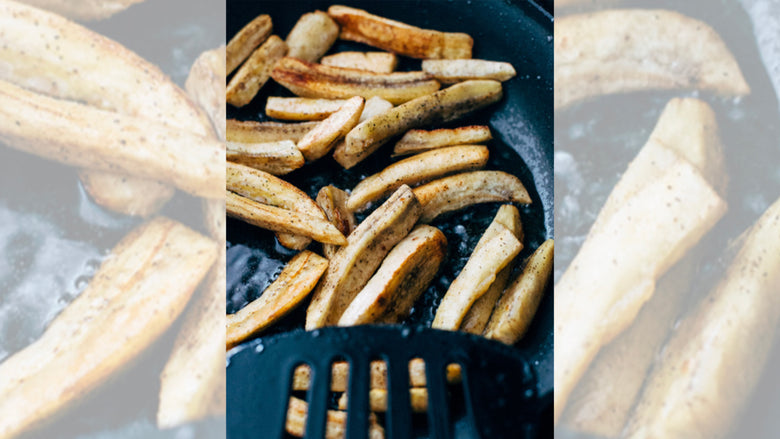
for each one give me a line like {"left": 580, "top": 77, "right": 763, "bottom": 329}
{"left": 226, "top": 0, "right": 553, "bottom": 436}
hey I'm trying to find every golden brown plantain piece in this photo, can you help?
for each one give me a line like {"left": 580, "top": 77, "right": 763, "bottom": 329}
{"left": 338, "top": 388, "right": 428, "bottom": 413}
{"left": 265, "top": 97, "right": 346, "bottom": 121}
{"left": 227, "top": 35, "right": 288, "bottom": 107}
{"left": 414, "top": 170, "right": 531, "bottom": 223}
{"left": 328, "top": 5, "right": 473, "bottom": 59}
{"left": 484, "top": 239, "right": 553, "bottom": 344}
{"left": 338, "top": 225, "right": 447, "bottom": 325}
{"left": 306, "top": 185, "right": 422, "bottom": 329}
{"left": 227, "top": 119, "right": 319, "bottom": 144}
{"left": 432, "top": 224, "right": 522, "bottom": 330}
{"left": 392, "top": 125, "right": 492, "bottom": 157}
{"left": 321, "top": 51, "right": 399, "bottom": 73}
{"left": 226, "top": 191, "right": 347, "bottom": 246}
{"left": 297, "top": 96, "right": 364, "bottom": 161}
{"left": 226, "top": 14, "right": 272, "bottom": 75}
{"left": 292, "top": 359, "right": 462, "bottom": 392}
{"left": 286, "top": 396, "right": 385, "bottom": 439}
{"left": 226, "top": 140, "right": 305, "bottom": 176}
{"left": 271, "top": 56, "right": 441, "bottom": 105}
{"left": 316, "top": 185, "right": 357, "bottom": 260}
{"left": 227, "top": 162, "right": 329, "bottom": 249}
{"left": 460, "top": 204, "right": 523, "bottom": 335}
{"left": 227, "top": 251, "right": 328, "bottom": 349}
{"left": 335, "top": 80, "right": 502, "bottom": 169}
{"left": 347, "top": 145, "right": 489, "bottom": 212}
{"left": 285, "top": 10, "right": 340, "bottom": 62}
{"left": 422, "top": 59, "right": 516, "bottom": 83}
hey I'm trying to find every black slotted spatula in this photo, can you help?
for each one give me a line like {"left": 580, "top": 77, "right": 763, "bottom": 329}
{"left": 227, "top": 326, "right": 548, "bottom": 439}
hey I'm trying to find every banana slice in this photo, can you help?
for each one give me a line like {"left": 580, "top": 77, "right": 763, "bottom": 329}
{"left": 338, "top": 225, "right": 447, "bottom": 326}
{"left": 347, "top": 145, "right": 489, "bottom": 212}
{"left": 226, "top": 191, "right": 347, "bottom": 246}
{"left": 227, "top": 119, "right": 318, "bottom": 144}
{"left": 335, "top": 80, "right": 502, "bottom": 169}
{"left": 321, "top": 51, "right": 399, "bottom": 73}
{"left": 393, "top": 125, "right": 491, "bottom": 157}
{"left": 460, "top": 204, "right": 523, "bottom": 335}
{"left": 555, "top": 9, "right": 750, "bottom": 109}
{"left": 226, "top": 140, "right": 305, "bottom": 176}
{"left": 271, "top": 56, "right": 441, "bottom": 105}
{"left": 285, "top": 10, "right": 339, "bottom": 63}
{"left": 413, "top": 170, "right": 531, "bottom": 223}
{"left": 306, "top": 185, "right": 422, "bottom": 329}
{"left": 227, "top": 251, "right": 328, "bottom": 349}
{"left": 227, "top": 14, "right": 272, "bottom": 75}
{"left": 328, "top": 5, "right": 473, "bottom": 59}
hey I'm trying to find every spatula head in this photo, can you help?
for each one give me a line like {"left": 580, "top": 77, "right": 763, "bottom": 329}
{"left": 227, "top": 325, "right": 545, "bottom": 439}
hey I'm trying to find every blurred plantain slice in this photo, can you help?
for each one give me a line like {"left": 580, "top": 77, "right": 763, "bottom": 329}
{"left": 0, "top": 0, "right": 214, "bottom": 215}
{"left": 555, "top": 9, "right": 750, "bottom": 109}
{"left": 0, "top": 218, "right": 217, "bottom": 439}
{"left": 625, "top": 197, "right": 780, "bottom": 439}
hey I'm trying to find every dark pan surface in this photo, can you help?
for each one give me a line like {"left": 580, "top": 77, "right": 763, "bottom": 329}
{"left": 226, "top": 0, "right": 554, "bottom": 430}
{"left": 0, "top": 0, "right": 224, "bottom": 437}
{"left": 554, "top": 0, "right": 780, "bottom": 437}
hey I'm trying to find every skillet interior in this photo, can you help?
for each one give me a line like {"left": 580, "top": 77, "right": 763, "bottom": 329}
{"left": 225, "top": 0, "right": 554, "bottom": 426}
